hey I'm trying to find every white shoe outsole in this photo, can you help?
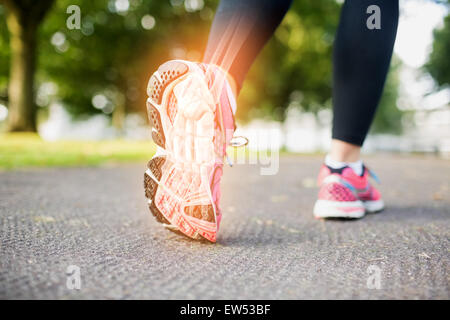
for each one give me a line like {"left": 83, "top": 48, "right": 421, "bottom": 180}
{"left": 363, "top": 199, "right": 384, "bottom": 213}
{"left": 313, "top": 199, "right": 385, "bottom": 219}
{"left": 143, "top": 60, "right": 219, "bottom": 242}
{"left": 313, "top": 200, "right": 366, "bottom": 219}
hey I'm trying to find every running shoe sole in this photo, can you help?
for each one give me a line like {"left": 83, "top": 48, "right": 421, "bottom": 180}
{"left": 313, "top": 200, "right": 366, "bottom": 219}
{"left": 143, "top": 60, "right": 219, "bottom": 242}
{"left": 313, "top": 199, "right": 384, "bottom": 218}
{"left": 363, "top": 199, "right": 384, "bottom": 213}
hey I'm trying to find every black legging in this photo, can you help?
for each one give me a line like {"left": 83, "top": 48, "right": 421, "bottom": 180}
{"left": 203, "top": 0, "right": 399, "bottom": 146}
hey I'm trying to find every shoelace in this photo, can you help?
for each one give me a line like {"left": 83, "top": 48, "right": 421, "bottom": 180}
{"left": 225, "top": 136, "right": 249, "bottom": 167}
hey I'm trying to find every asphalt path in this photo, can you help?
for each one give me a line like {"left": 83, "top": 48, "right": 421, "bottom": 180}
{"left": 0, "top": 155, "right": 448, "bottom": 299}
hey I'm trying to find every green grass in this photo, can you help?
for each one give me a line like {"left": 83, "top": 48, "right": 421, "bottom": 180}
{"left": 0, "top": 133, "right": 324, "bottom": 170}
{"left": 0, "top": 133, "right": 156, "bottom": 170}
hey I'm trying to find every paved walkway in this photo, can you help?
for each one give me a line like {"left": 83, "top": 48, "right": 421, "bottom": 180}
{"left": 0, "top": 155, "right": 448, "bottom": 299}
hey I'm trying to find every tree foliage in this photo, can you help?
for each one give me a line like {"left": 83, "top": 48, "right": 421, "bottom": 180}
{"left": 0, "top": 0, "right": 402, "bottom": 133}
{"left": 38, "top": 0, "right": 215, "bottom": 124}
{"left": 371, "top": 56, "right": 402, "bottom": 134}
{"left": 237, "top": 0, "right": 340, "bottom": 121}
{"left": 426, "top": 9, "right": 450, "bottom": 88}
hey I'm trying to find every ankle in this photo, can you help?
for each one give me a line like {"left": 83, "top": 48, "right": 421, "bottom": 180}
{"left": 226, "top": 73, "right": 238, "bottom": 98}
{"left": 329, "top": 139, "right": 361, "bottom": 162}
{"left": 325, "top": 155, "right": 364, "bottom": 176}
{"left": 209, "top": 64, "right": 238, "bottom": 98}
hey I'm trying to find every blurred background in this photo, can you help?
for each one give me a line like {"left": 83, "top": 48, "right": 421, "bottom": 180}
{"left": 0, "top": 0, "right": 449, "bottom": 169}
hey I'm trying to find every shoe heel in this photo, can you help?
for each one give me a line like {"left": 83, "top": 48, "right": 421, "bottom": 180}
{"left": 146, "top": 60, "right": 189, "bottom": 148}
{"left": 144, "top": 156, "right": 170, "bottom": 224}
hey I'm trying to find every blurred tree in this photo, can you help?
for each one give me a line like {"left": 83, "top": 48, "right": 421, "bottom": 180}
{"left": 37, "top": 0, "right": 214, "bottom": 131}
{"left": 1, "top": 0, "right": 54, "bottom": 132}
{"left": 238, "top": 0, "right": 340, "bottom": 121}
{"left": 425, "top": 8, "right": 450, "bottom": 88}
{"left": 0, "top": 0, "right": 402, "bottom": 135}
{"left": 0, "top": 0, "right": 214, "bottom": 131}
{"left": 238, "top": 0, "right": 402, "bottom": 133}
{"left": 371, "top": 56, "right": 402, "bottom": 134}
{"left": 0, "top": 5, "right": 9, "bottom": 106}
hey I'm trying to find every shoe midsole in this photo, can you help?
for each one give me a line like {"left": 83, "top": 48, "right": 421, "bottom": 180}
{"left": 363, "top": 199, "right": 384, "bottom": 212}
{"left": 313, "top": 199, "right": 365, "bottom": 218}
{"left": 148, "top": 61, "right": 218, "bottom": 235}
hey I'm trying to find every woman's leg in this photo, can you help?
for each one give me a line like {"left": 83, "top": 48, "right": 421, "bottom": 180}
{"left": 315, "top": 0, "right": 399, "bottom": 219}
{"left": 144, "top": 0, "right": 292, "bottom": 241}
{"left": 331, "top": 0, "right": 399, "bottom": 163}
{"left": 203, "top": 0, "right": 293, "bottom": 96}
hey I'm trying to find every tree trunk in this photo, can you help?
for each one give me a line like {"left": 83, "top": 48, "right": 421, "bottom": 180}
{"left": 2, "top": 0, "right": 55, "bottom": 132}
{"left": 6, "top": 9, "right": 37, "bottom": 132}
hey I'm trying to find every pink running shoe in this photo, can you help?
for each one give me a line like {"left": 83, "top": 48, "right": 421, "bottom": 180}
{"left": 143, "top": 60, "right": 236, "bottom": 242}
{"left": 313, "top": 164, "right": 384, "bottom": 219}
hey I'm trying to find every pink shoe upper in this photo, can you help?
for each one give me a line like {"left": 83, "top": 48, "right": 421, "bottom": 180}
{"left": 317, "top": 165, "right": 381, "bottom": 202}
